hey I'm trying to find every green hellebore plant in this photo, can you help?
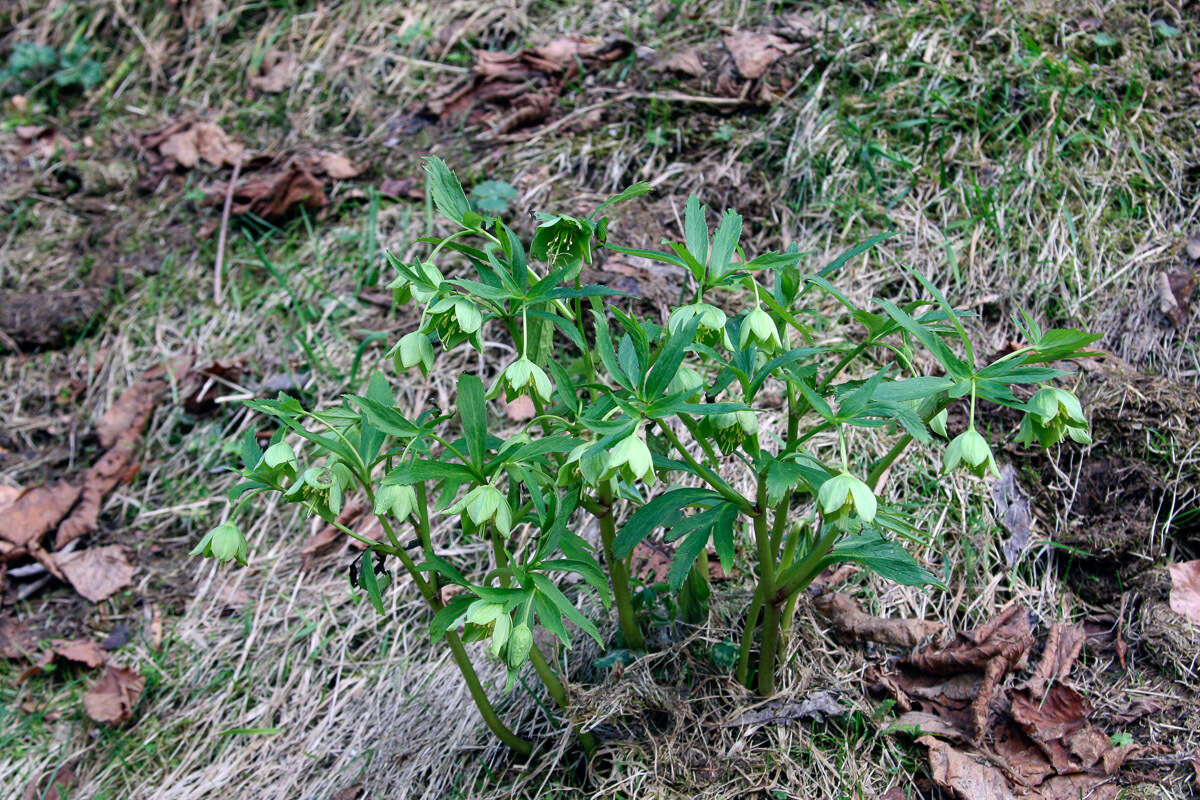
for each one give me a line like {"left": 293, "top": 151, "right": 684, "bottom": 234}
{"left": 497, "top": 357, "right": 553, "bottom": 404}
{"left": 943, "top": 428, "right": 999, "bottom": 478}
{"left": 192, "top": 522, "right": 248, "bottom": 565}
{"left": 1016, "top": 387, "right": 1091, "bottom": 447}
{"left": 446, "top": 484, "right": 513, "bottom": 536}
{"left": 739, "top": 306, "right": 782, "bottom": 353}
{"left": 605, "top": 429, "right": 656, "bottom": 485}
{"left": 817, "top": 471, "right": 878, "bottom": 523}
{"left": 392, "top": 331, "right": 435, "bottom": 376}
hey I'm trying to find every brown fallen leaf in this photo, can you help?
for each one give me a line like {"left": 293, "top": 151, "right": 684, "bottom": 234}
{"left": 1, "top": 617, "right": 38, "bottom": 659}
{"left": 0, "top": 483, "right": 81, "bottom": 547}
{"left": 84, "top": 665, "right": 145, "bottom": 724}
{"left": 380, "top": 177, "right": 423, "bottom": 200}
{"left": 1168, "top": 560, "right": 1200, "bottom": 625}
{"left": 153, "top": 121, "right": 245, "bottom": 169}
{"left": 222, "top": 161, "right": 328, "bottom": 220}
{"left": 656, "top": 48, "right": 705, "bottom": 78}
{"left": 814, "top": 591, "right": 943, "bottom": 649}
{"left": 920, "top": 735, "right": 1019, "bottom": 800}
{"left": 992, "top": 464, "right": 1033, "bottom": 567}
{"left": 21, "top": 764, "right": 77, "bottom": 800}
{"left": 1010, "top": 685, "right": 1108, "bottom": 773}
{"left": 721, "top": 29, "right": 800, "bottom": 80}
{"left": 631, "top": 539, "right": 672, "bottom": 585}
{"left": 248, "top": 49, "right": 296, "bottom": 93}
{"left": 311, "top": 151, "right": 361, "bottom": 180}
{"left": 55, "top": 444, "right": 141, "bottom": 549}
{"left": 52, "top": 638, "right": 108, "bottom": 668}
{"left": 55, "top": 546, "right": 134, "bottom": 603}
{"left": 96, "top": 376, "right": 163, "bottom": 449}
{"left": 0, "top": 485, "right": 20, "bottom": 512}
{"left": 330, "top": 784, "right": 363, "bottom": 800}
{"left": 1021, "top": 622, "right": 1085, "bottom": 701}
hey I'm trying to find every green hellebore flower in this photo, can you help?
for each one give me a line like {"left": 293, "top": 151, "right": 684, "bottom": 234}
{"left": 393, "top": 331, "right": 435, "bottom": 376}
{"left": 818, "top": 471, "right": 877, "bottom": 523}
{"left": 191, "top": 522, "right": 248, "bottom": 565}
{"left": 498, "top": 357, "right": 553, "bottom": 404}
{"left": 373, "top": 483, "right": 418, "bottom": 522}
{"left": 739, "top": 306, "right": 782, "bottom": 353}
{"left": 386, "top": 260, "right": 443, "bottom": 305}
{"left": 605, "top": 430, "right": 655, "bottom": 485}
{"left": 506, "top": 623, "right": 534, "bottom": 669}
{"left": 562, "top": 441, "right": 608, "bottom": 487}
{"left": 668, "top": 302, "right": 731, "bottom": 350}
{"left": 466, "top": 600, "right": 504, "bottom": 626}
{"left": 1016, "top": 387, "right": 1091, "bottom": 447}
{"left": 668, "top": 366, "right": 704, "bottom": 401}
{"left": 943, "top": 428, "right": 999, "bottom": 478}
{"left": 707, "top": 410, "right": 757, "bottom": 455}
{"left": 446, "top": 484, "right": 513, "bottom": 535}
{"left": 258, "top": 441, "right": 298, "bottom": 481}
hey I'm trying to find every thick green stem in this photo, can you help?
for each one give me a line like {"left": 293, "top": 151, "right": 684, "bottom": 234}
{"left": 736, "top": 582, "right": 766, "bottom": 688}
{"left": 757, "top": 604, "right": 782, "bottom": 696}
{"left": 596, "top": 486, "right": 646, "bottom": 651}
{"left": 445, "top": 630, "right": 533, "bottom": 755}
{"left": 654, "top": 419, "right": 753, "bottom": 512}
{"left": 773, "top": 524, "right": 841, "bottom": 606}
{"left": 750, "top": 476, "right": 780, "bottom": 696}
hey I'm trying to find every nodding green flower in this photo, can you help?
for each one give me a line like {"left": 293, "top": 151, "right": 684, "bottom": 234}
{"left": 284, "top": 463, "right": 355, "bottom": 516}
{"left": 739, "top": 306, "right": 783, "bottom": 353}
{"left": 428, "top": 297, "right": 484, "bottom": 349}
{"left": 387, "top": 260, "right": 443, "bottom": 305}
{"left": 191, "top": 522, "right": 248, "bottom": 565}
{"left": 497, "top": 357, "right": 553, "bottom": 404}
{"left": 818, "top": 471, "right": 877, "bottom": 523}
{"left": 668, "top": 366, "right": 705, "bottom": 401}
{"left": 373, "top": 483, "right": 418, "bottom": 522}
{"left": 1016, "top": 387, "right": 1091, "bottom": 447}
{"left": 506, "top": 623, "right": 534, "bottom": 669}
{"left": 446, "top": 484, "right": 512, "bottom": 536}
{"left": 943, "top": 428, "right": 999, "bottom": 478}
{"left": 561, "top": 440, "right": 608, "bottom": 487}
{"left": 259, "top": 441, "right": 298, "bottom": 480}
{"left": 706, "top": 409, "right": 758, "bottom": 455}
{"left": 605, "top": 429, "right": 656, "bottom": 485}
{"left": 668, "top": 302, "right": 732, "bottom": 350}
{"left": 393, "top": 331, "right": 435, "bottom": 376}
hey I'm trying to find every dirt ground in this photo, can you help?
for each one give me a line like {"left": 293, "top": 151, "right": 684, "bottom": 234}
{"left": 1, "top": 1, "right": 1199, "bottom": 798}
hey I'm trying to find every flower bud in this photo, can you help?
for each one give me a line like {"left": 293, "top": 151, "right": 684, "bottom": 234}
{"left": 506, "top": 623, "right": 534, "bottom": 669}
{"left": 943, "top": 428, "right": 999, "bottom": 478}
{"left": 446, "top": 484, "right": 513, "bottom": 535}
{"left": 374, "top": 483, "right": 418, "bottom": 522}
{"left": 497, "top": 357, "right": 553, "bottom": 404}
{"left": 605, "top": 430, "right": 655, "bottom": 485}
{"left": 739, "top": 306, "right": 782, "bottom": 353}
{"left": 817, "top": 471, "right": 877, "bottom": 523}
{"left": 393, "top": 331, "right": 435, "bottom": 375}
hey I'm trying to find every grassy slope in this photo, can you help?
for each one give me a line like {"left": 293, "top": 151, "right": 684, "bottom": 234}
{"left": 1, "top": 1, "right": 1197, "bottom": 798}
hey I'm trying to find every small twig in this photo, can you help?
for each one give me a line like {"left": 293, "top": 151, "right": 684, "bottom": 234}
{"left": 213, "top": 155, "right": 243, "bottom": 305}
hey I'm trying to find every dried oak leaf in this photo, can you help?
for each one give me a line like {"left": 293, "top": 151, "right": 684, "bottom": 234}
{"left": 1020, "top": 622, "right": 1085, "bottom": 701}
{"left": 84, "top": 665, "right": 145, "bottom": 724}
{"left": 248, "top": 49, "right": 296, "bottom": 93}
{"left": 1159, "top": 270, "right": 1197, "bottom": 330}
{"left": 300, "top": 502, "right": 365, "bottom": 567}
{"left": 55, "top": 444, "right": 140, "bottom": 549}
{"left": 312, "top": 151, "right": 361, "bottom": 180}
{"left": 51, "top": 638, "right": 108, "bottom": 668}
{"left": 1168, "top": 560, "right": 1200, "bottom": 624}
{"left": 656, "top": 48, "right": 706, "bottom": 78}
{"left": 0, "top": 483, "right": 81, "bottom": 547}
{"left": 21, "top": 764, "right": 77, "bottom": 800}
{"left": 721, "top": 29, "right": 800, "bottom": 80}
{"left": 814, "top": 590, "right": 944, "bottom": 649}
{"left": 155, "top": 121, "right": 245, "bottom": 169}
{"left": 96, "top": 377, "right": 165, "bottom": 449}
{"left": 919, "top": 734, "right": 1018, "bottom": 800}
{"left": 1009, "top": 685, "right": 1108, "bottom": 773}
{"left": 55, "top": 546, "right": 134, "bottom": 603}
{"left": 224, "top": 162, "right": 328, "bottom": 220}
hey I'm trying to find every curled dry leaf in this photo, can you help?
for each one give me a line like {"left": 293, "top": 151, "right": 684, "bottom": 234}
{"left": 1021, "top": 622, "right": 1085, "bottom": 701}
{"left": 1159, "top": 270, "right": 1196, "bottom": 330}
{"left": 814, "top": 590, "right": 943, "bottom": 649}
{"left": 723, "top": 690, "right": 844, "bottom": 727}
{"left": 656, "top": 48, "right": 706, "bottom": 77}
{"left": 312, "top": 151, "right": 361, "bottom": 180}
{"left": 0, "top": 617, "right": 37, "bottom": 659}
{"left": 1168, "top": 560, "right": 1200, "bottom": 624}
{"left": 222, "top": 161, "right": 328, "bottom": 221}
{"left": 84, "top": 665, "right": 146, "bottom": 724}
{"left": 97, "top": 377, "right": 166, "bottom": 449}
{"left": 248, "top": 49, "right": 296, "bottom": 93}
{"left": 992, "top": 464, "right": 1033, "bottom": 568}
{"left": 54, "top": 546, "right": 134, "bottom": 603}
{"left": 721, "top": 29, "right": 800, "bottom": 79}
{"left": 0, "top": 483, "right": 81, "bottom": 548}
{"left": 151, "top": 121, "right": 246, "bottom": 170}
{"left": 51, "top": 638, "right": 108, "bottom": 668}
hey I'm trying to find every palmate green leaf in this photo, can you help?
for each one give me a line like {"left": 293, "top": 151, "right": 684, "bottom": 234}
{"left": 870, "top": 377, "right": 956, "bottom": 403}
{"left": 668, "top": 525, "right": 711, "bottom": 593}
{"left": 1027, "top": 329, "right": 1103, "bottom": 362}
{"left": 247, "top": 399, "right": 359, "bottom": 466}
{"left": 684, "top": 195, "right": 710, "bottom": 270}
{"left": 423, "top": 157, "right": 473, "bottom": 228}
{"left": 711, "top": 504, "right": 738, "bottom": 575}
{"left": 875, "top": 298, "right": 969, "bottom": 377}
{"left": 538, "top": 559, "right": 611, "bottom": 604}
{"left": 749, "top": 347, "right": 826, "bottom": 396}
{"left": 530, "top": 573, "right": 603, "bottom": 647}
{"left": 611, "top": 307, "right": 651, "bottom": 371}
{"left": 603, "top": 243, "right": 688, "bottom": 270}
{"left": 239, "top": 429, "right": 264, "bottom": 470}
{"left": 418, "top": 550, "right": 468, "bottom": 585}
{"left": 796, "top": 380, "right": 835, "bottom": 421}
{"left": 820, "top": 533, "right": 943, "bottom": 588}
{"left": 618, "top": 334, "right": 641, "bottom": 392}
{"left": 663, "top": 504, "right": 727, "bottom": 543}
{"left": 533, "top": 592, "right": 571, "bottom": 647}
{"left": 613, "top": 487, "right": 725, "bottom": 558}
{"left": 645, "top": 315, "right": 701, "bottom": 398}
{"left": 591, "top": 307, "right": 629, "bottom": 389}
{"left": 745, "top": 247, "right": 804, "bottom": 272}
{"left": 766, "top": 458, "right": 808, "bottom": 506}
